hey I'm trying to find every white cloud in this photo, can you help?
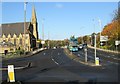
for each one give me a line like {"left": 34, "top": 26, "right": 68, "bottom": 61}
{"left": 55, "top": 3, "right": 63, "bottom": 8}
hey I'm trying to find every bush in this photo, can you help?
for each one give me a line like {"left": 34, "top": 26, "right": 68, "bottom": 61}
{"left": 101, "top": 46, "right": 108, "bottom": 49}
{"left": 15, "top": 49, "right": 24, "bottom": 55}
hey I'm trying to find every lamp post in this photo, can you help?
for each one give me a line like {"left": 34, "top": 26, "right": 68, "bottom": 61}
{"left": 93, "top": 19, "right": 97, "bottom": 63}
{"left": 98, "top": 19, "right": 102, "bottom": 38}
{"left": 24, "top": 2, "right": 27, "bottom": 54}
{"left": 42, "top": 18, "right": 45, "bottom": 48}
{"left": 48, "top": 31, "right": 50, "bottom": 49}
{"left": 94, "top": 33, "right": 97, "bottom": 61}
{"left": 80, "top": 27, "right": 84, "bottom": 44}
{"left": 98, "top": 18, "right": 102, "bottom": 47}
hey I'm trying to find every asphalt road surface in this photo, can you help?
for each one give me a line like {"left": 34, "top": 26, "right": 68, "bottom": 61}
{"left": 2, "top": 48, "right": 119, "bottom": 83}
{"left": 74, "top": 47, "right": 119, "bottom": 66}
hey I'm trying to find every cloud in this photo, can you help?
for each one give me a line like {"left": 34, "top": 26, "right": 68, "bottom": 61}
{"left": 55, "top": 3, "right": 63, "bottom": 8}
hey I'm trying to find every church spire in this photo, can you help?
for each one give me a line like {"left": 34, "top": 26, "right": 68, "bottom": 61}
{"left": 31, "top": 5, "right": 38, "bottom": 40}
{"left": 31, "top": 5, "right": 37, "bottom": 24}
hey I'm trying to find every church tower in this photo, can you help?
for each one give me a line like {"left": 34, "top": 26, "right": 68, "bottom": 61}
{"left": 31, "top": 5, "right": 38, "bottom": 40}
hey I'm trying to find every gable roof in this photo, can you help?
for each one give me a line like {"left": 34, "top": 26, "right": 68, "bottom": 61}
{"left": 1, "top": 22, "right": 30, "bottom": 37}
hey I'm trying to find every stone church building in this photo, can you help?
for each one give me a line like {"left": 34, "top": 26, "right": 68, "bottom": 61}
{"left": 0, "top": 6, "right": 39, "bottom": 53}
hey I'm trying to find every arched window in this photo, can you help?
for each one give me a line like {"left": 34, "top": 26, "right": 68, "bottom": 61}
{"left": 8, "top": 38, "right": 11, "bottom": 42}
{"left": 7, "top": 34, "right": 11, "bottom": 42}
{"left": 2, "top": 34, "right": 6, "bottom": 41}
{"left": 19, "top": 38, "right": 22, "bottom": 45}
{"left": 14, "top": 38, "right": 16, "bottom": 46}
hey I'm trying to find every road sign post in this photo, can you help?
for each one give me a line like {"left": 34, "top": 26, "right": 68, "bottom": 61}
{"left": 41, "top": 40, "right": 45, "bottom": 48}
{"left": 8, "top": 65, "right": 15, "bottom": 82}
{"left": 84, "top": 48, "right": 87, "bottom": 62}
{"left": 115, "top": 41, "right": 120, "bottom": 51}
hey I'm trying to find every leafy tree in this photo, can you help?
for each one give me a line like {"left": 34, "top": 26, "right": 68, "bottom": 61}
{"left": 101, "top": 6, "right": 120, "bottom": 50}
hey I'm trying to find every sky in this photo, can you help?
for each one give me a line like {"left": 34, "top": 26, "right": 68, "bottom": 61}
{"left": 1, "top": 1, "right": 118, "bottom": 40}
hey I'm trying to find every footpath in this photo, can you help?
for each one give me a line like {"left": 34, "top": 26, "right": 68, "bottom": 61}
{"left": 0, "top": 48, "right": 47, "bottom": 71}
{"left": 88, "top": 45, "right": 120, "bottom": 54}
{"left": 1, "top": 48, "right": 47, "bottom": 61}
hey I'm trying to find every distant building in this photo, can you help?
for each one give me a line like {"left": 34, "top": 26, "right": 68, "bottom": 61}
{"left": 0, "top": 6, "right": 39, "bottom": 53}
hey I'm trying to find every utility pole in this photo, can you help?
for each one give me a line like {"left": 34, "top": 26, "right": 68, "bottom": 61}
{"left": 42, "top": 18, "right": 45, "bottom": 48}
{"left": 24, "top": 1, "right": 27, "bottom": 54}
{"left": 98, "top": 19, "right": 102, "bottom": 47}
{"left": 98, "top": 19, "right": 102, "bottom": 38}
{"left": 48, "top": 32, "right": 50, "bottom": 49}
{"left": 94, "top": 34, "right": 97, "bottom": 62}
{"left": 93, "top": 19, "right": 97, "bottom": 63}
{"left": 80, "top": 27, "right": 84, "bottom": 44}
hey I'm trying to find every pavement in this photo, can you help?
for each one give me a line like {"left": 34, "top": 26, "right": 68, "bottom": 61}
{"left": 2, "top": 48, "right": 119, "bottom": 83}
{"left": 88, "top": 45, "right": 120, "bottom": 54}
{"left": 0, "top": 48, "right": 46, "bottom": 72}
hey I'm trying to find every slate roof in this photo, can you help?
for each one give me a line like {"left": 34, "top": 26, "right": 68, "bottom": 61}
{"left": 1, "top": 22, "right": 30, "bottom": 37}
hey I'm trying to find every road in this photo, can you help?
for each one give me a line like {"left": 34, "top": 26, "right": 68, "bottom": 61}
{"left": 2, "top": 48, "right": 119, "bottom": 83}
{"left": 74, "top": 47, "right": 119, "bottom": 66}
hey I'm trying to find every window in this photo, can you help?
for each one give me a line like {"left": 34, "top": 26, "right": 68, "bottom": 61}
{"left": 14, "top": 39, "right": 16, "bottom": 46}
{"left": 20, "top": 38, "right": 22, "bottom": 45}
{"left": 8, "top": 38, "right": 10, "bottom": 42}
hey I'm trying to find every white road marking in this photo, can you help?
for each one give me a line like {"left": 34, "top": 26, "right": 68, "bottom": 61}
{"left": 113, "top": 58, "right": 117, "bottom": 60}
{"left": 52, "top": 58, "right": 54, "bottom": 61}
{"left": 52, "top": 58, "right": 59, "bottom": 65}
{"left": 107, "top": 61, "right": 118, "bottom": 65}
{"left": 43, "top": 53, "right": 46, "bottom": 55}
{"left": 89, "top": 51, "right": 92, "bottom": 52}
{"left": 102, "top": 67, "right": 105, "bottom": 69}
{"left": 55, "top": 62, "right": 59, "bottom": 65}
{"left": 81, "top": 53, "right": 84, "bottom": 55}
{"left": 114, "top": 63, "right": 118, "bottom": 65}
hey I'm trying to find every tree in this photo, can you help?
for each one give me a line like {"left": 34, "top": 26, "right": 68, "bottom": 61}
{"left": 101, "top": 6, "right": 120, "bottom": 50}
{"left": 77, "top": 37, "right": 82, "bottom": 44}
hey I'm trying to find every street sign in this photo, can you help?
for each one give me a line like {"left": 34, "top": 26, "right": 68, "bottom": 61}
{"left": 8, "top": 65, "right": 15, "bottom": 82}
{"left": 41, "top": 41, "right": 45, "bottom": 44}
{"left": 115, "top": 41, "right": 120, "bottom": 46}
{"left": 100, "top": 36, "right": 108, "bottom": 42}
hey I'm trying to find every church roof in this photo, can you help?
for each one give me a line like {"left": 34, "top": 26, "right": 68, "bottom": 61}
{"left": 2, "top": 22, "right": 30, "bottom": 37}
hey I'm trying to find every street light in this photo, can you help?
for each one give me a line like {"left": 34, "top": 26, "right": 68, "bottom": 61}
{"left": 98, "top": 19, "right": 102, "bottom": 37}
{"left": 98, "top": 18, "right": 103, "bottom": 47}
{"left": 80, "top": 27, "right": 84, "bottom": 44}
{"left": 41, "top": 18, "right": 45, "bottom": 48}
{"left": 24, "top": 1, "right": 27, "bottom": 54}
{"left": 48, "top": 31, "right": 50, "bottom": 49}
{"left": 93, "top": 19, "right": 97, "bottom": 63}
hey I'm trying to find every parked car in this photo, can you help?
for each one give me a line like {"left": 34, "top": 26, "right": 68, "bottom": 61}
{"left": 83, "top": 43, "right": 87, "bottom": 48}
{"left": 78, "top": 44, "right": 83, "bottom": 50}
{"left": 53, "top": 47, "right": 56, "bottom": 49}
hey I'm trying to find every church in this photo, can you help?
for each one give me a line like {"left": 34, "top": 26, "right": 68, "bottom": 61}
{"left": 0, "top": 6, "right": 39, "bottom": 53}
